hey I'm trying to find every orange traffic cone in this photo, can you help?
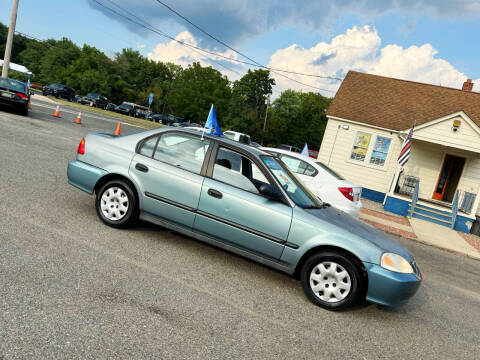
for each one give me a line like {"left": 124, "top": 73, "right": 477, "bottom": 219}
{"left": 75, "top": 111, "right": 82, "bottom": 124}
{"left": 114, "top": 122, "right": 121, "bottom": 136}
{"left": 53, "top": 104, "right": 60, "bottom": 117}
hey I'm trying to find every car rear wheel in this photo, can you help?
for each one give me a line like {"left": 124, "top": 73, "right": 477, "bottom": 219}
{"left": 300, "top": 251, "right": 361, "bottom": 310}
{"left": 96, "top": 180, "right": 138, "bottom": 228}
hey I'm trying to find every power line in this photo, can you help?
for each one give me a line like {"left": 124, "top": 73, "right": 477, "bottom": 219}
{"left": 92, "top": 0, "right": 336, "bottom": 92}
{"left": 153, "top": 0, "right": 342, "bottom": 82}
{"left": 95, "top": 0, "right": 243, "bottom": 77}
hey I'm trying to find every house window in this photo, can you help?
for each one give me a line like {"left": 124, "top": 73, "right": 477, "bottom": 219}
{"left": 350, "top": 132, "right": 371, "bottom": 162}
{"left": 369, "top": 136, "right": 392, "bottom": 166}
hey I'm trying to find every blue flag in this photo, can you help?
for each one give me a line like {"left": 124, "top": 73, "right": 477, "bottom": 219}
{"left": 205, "top": 104, "right": 222, "bottom": 136}
{"left": 301, "top": 143, "right": 309, "bottom": 157}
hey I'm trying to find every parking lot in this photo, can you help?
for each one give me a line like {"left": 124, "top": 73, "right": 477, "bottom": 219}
{"left": 1, "top": 98, "right": 480, "bottom": 359}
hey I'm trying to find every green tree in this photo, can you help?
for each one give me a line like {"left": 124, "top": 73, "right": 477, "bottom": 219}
{"left": 38, "top": 38, "right": 81, "bottom": 84}
{"left": 226, "top": 69, "right": 275, "bottom": 141}
{"left": 167, "top": 62, "right": 231, "bottom": 123}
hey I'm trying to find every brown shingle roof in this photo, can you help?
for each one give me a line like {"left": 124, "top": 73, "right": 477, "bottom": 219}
{"left": 327, "top": 71, "right": 480, "bottom": 131}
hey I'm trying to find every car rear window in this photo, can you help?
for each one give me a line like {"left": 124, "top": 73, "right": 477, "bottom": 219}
{"left": 315, "top": 162, "right": 345, "bottom": 180}
{"left": 0, "top": 78, "right": 26, "bottom": 92}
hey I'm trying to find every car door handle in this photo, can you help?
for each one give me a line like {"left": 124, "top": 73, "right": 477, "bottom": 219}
{"left": 135, "top": 163, "right": 149, "bottom": 173}
{"left": 207, "top": 188, "right": 223, "bottom": 199}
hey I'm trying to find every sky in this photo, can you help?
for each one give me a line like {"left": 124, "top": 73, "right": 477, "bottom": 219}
{"left": 1, "top": 0, "right": 480, "bottom": 97}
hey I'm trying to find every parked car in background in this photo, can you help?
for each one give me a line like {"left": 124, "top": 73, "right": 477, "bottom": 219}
{"left": 308, "top": 149, "right": 319, "bottom": 159}
{"left": 74, "top": 95, "right": 84, "bottom": 103}
{"left": 115, "top": 102, "right": 148, "bottom": 117}
{"left": 106, "top": 103, "right": 117, "bottom": 111}
{"left": 84, "top": 93, "right": 108, "bottom": 109}
{"left": 43, "top": 83, "right": 75, "bottom": 101}
{"left": 134, "top": 108, "right": 151, "bottom": 119}
{"left": 262, "top": 147, "right": 363, "bottom": 217}
{"left": 277, "top": 144, "right": 301, "bottom": 153}
{"left": 223, "top": 130, "right": 251, "bottom": 145}
{"left": 0, "top": 77, "right": 30, "bottom": 116}
{"left": 67, "top": 128, "right": 422, "bottom": 310}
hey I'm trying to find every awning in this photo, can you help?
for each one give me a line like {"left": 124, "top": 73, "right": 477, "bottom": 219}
{"left": 0, "top": 59, "right": 33, "bottom": 75}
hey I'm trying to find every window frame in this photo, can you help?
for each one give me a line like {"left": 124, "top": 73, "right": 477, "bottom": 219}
{"left": 135, "top": 130, "right": 213, "bottom": 176}
{"left": 205, "top": 141, "right": 292, "bottom": 206}
{"left": 349, "top": 131, "right": 372, "bottom": 163}
{"left": 368, "top": 135, "right": 392, "bottom": 168}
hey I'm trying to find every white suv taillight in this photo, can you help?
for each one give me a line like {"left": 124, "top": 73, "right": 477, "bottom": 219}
{"left": 338, "top": 187, "right": 354, "bottom": 202}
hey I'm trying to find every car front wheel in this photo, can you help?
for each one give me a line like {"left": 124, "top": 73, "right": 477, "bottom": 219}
{"left": 96, "top": 180, "right": 138, "bottom": 228}
{"left": 300, "top": 251, "right": 362, "bottom": 310}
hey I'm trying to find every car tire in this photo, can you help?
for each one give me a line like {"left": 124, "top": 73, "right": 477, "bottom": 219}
{"left": 300, "top": 251, "right": 362, "bottom": 311}
{"left": 20, "top": 105, "right": 28, "bottom": 116}
{"left": 95, "top": 180, "right": 138, "bottom": 229}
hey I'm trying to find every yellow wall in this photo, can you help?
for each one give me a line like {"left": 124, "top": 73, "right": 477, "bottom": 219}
{"left": 318, "top": 118, "right": 401, "bottom": 193}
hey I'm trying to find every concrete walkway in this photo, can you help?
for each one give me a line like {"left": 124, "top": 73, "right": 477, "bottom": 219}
{"left": 359, "top": 208, "right": 480, "bottom": 260}
{"left": 409, "top": 218, "right": 480, "bottom": 260}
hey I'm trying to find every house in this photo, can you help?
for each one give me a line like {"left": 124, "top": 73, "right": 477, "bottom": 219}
{"left": 318, "top": 71, "right": 480, "bottom": 233}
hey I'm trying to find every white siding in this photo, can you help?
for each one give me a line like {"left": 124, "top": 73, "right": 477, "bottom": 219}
{"left": 318, "top": 118, "right": 400, "bottom": 193}
{"left": 414, "top": 115, "right": 480, "bottom": 153}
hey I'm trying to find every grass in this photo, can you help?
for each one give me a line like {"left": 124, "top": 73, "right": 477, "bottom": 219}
{"left": 51, "top": 97, "right": 163, "bottom": 130}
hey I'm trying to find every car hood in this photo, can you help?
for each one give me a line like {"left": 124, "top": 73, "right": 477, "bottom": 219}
{"left": 305, "top": 206, "right": 413, "bottom": 261}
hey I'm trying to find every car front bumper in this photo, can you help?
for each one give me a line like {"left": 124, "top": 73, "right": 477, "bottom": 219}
{"left": 363, "top": 262, "right": 422, "bottom": 307}
{"left": 67, "top": 160, "right": 107, "bottom": 194}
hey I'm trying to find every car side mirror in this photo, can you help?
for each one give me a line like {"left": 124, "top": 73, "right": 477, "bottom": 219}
{"left": 259, "top": 183, "right": 283, "bottom": 202}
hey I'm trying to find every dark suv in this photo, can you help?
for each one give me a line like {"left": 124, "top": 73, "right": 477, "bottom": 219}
{"left": 43, "top": 83, "right": 75, "bottom": 101}
{"left": 84, "top": 93, "right": 108, "bottom": 109}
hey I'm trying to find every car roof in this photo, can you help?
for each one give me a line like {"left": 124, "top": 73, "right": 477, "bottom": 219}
{"left": 132, "top": 128, "right": 271, "bottom": 157}
{"left": 261, "top": 147, "right": 317, "bottom": 163}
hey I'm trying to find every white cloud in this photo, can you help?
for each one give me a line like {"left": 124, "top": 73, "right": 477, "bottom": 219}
{"left": 147, "top": 31, "right": 244, "bottom": 81}
{"left": 136, "top": 44, "right": 146, "bottom": 49}
{"left": 91, "top": 1, "right": 480, "bottom": 46}
{"left": 268, "top": 26, "right": 480, "bottom": 96}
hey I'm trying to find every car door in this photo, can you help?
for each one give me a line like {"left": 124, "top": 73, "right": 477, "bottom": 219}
{"left": 194, "top": 145, "right": 292, "bottom": 260}
{"left": 129, "top": 131, "right": 211, "bottom": 229}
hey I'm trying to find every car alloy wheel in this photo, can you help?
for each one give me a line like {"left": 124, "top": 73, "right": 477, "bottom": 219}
{"left": 309, "top": 261, "right": 351, "bottom": 303}
{"left": 300, "top": 251, "right": 361, "bottom": 310}
{"left": 100, "top": 186, "right": 129, "bottom": 221}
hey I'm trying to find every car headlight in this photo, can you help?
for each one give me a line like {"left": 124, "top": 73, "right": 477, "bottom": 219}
{"left": 380, "top": 253, "right": 414, "bottom": 274}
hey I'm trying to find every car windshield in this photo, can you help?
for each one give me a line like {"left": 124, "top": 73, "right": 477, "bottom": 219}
{"left": 119, "top": 103, "right": 132, "bottom": 110}
{"left": 315, "top": 162, "right": 345, "bottom": 180}
{"left": 0, "top": 78, "right": 26, "bottom": 92}
{"left": 261, "top": 155, "right": 323, "bottom": 208}
{"left": 50, "top": 83, "right": 63, "bottom": 89}
{"left": 87, "top": 93, "right": 100, "bottom": 99}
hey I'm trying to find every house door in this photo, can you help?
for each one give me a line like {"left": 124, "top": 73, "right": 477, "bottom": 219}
{"left": 432, "top": 154, "right": 465, "bottom": 202}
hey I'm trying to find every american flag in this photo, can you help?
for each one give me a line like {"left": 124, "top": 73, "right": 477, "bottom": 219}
{"left": 398, "top": 124, "right": 414, "bottom": 166}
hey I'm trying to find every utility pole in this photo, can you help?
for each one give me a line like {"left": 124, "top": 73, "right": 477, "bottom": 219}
{"left": 261, "top": 95, "right": 270, "bottom": 146}
{"left": 2, "top": 0, "right": 20, "bottom": 78}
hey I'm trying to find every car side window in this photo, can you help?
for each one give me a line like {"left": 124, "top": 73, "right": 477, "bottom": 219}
{"left": 280, "top": 155, "right": 317, "bottom": 177}
{"left": 154, "top": 133, "right": 210, "bottom": 174}
{"left": 139, "top": 136, "right": 159, "bottom": 157}
{"left": 304, "top": 164, "right": 317, "bottom": 177}
{"left": 213, "top": 148, "right": 269, "bottom": 194}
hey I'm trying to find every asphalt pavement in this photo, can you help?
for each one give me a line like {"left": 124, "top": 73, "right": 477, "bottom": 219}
{"left": 1, "top": 99, "right": 479, "bottom": 359}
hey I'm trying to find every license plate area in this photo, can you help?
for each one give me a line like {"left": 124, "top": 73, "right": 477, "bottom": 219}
{"left": 1, "top": 91, "right": 14, "bottom": 99}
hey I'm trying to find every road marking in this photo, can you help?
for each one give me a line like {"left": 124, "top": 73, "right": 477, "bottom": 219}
{"left": 31, "top": 101, "right": 149, "bottom": 129}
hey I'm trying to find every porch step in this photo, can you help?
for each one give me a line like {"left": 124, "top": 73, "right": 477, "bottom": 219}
{"left": 414, "top": 203, "right": 452, "bottom": 216}
{"left": 408, "top": 204, "right": 453, "bottom": 222}
{"left": 410, "top": 211, "right": 452, "bottom": 227}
